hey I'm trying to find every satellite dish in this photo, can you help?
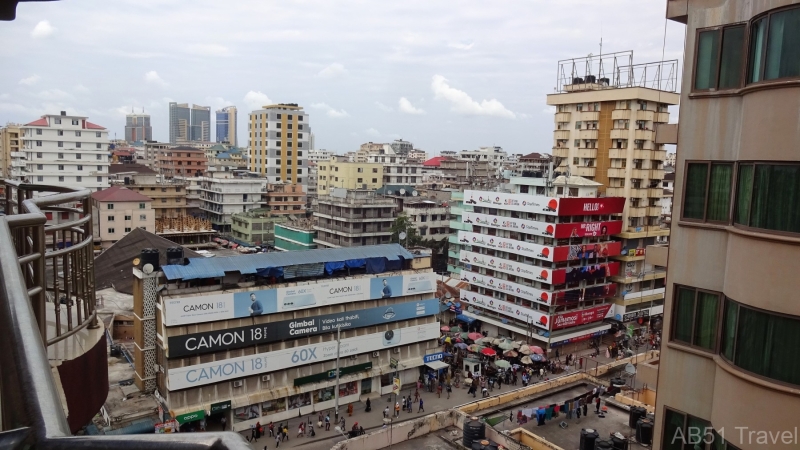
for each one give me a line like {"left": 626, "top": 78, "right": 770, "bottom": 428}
{"left": 625, "top": 363, "right": 637, "bottom": 375}
{"left": 399, "top": 188, "right": 406, "bottom": 195}
{"left": 412, "top": 190, "right": 419, "bottom": 196}
{"left": 143, "top": 263, "right": 154, "bottom": 274}
{"left": 398, "top": 232, "right": 407, "bottom": 241}
{"left": 386, "top": 190, "right": 393, "bottom": 195}
{"left": 132, "top": 257, "right": 141, "bottom": 266}
{"left": 467, "top": 306, "right": 474, "bottom": 313}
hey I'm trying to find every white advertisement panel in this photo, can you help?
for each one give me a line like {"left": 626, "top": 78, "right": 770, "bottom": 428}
{"left": 459, "top": 250, "right": 554, "bottom": 286}
{"left": 461, "top": 212, "right": 553, "bottom": 237}
{"left": 464, "top": 190, "right": 559, "bottom": 215}
{"left": 458, "top": 269, "right": 551, "bottom": 306}
{"left": 163, "top": 272, "right": 437, "bottom": 327}
{"left": 167, "top": 322, "right": 441, "bottom": 390}
{"left": 458, "top": 289, "right": 548, "bottom": 330}
{"left": 457, "top": 231, "right": 555, "bottom": 262}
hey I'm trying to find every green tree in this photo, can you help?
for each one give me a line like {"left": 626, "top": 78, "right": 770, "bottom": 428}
{"left": 390, "top": 213, "right": 421, "bottom": 245}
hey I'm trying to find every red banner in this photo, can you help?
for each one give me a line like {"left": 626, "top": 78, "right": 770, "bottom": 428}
{"left": 552, "top": 241, "right": 622, "bottom": 262}
{"left": 554, "top": 220, "right": 623, "bottom": 239}
{"left": 553, "top": 284, "right": 617, "bottom": 305}
{"left": 557, "top": 197, "right": 626, "bottom": 216}
{"left": 551, "top": 304, "right": 613, "bottom": 330}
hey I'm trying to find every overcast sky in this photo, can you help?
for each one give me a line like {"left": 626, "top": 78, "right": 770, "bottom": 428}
{"left": 1, "top": 0, "right": 685, "bottom": 156}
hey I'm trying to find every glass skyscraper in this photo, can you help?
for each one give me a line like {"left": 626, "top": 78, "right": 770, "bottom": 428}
{"left": 215, "top": 106, "right": 237, "bottom": 146}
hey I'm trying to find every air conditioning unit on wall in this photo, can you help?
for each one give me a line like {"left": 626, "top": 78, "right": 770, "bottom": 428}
{"left": 393, "top": 348, "right": 400, "bottom": 354}
{"left": 372, "top": 351, "right": 379, "bottom": 357}
{"left": 233, "top": 380, "right": 243, "bottom": 388}
{"left": 261, "top": 374, "right": 271, "bottom": 382}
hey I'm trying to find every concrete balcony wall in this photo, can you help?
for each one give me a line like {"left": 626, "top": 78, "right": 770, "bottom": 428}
{"left": 578, "top": 111, "right": 600, "bottom": 121}
{"left": 655, "top": 123, "right": 679, "bottom": 144}
{"left": 579, "top": 129, "right": 599, "bottom": 140}
{"left": 612, "top": 109, "right": 631, "bottom": 120}
{"left": 645, "top": 244, "right": 668, "bottom": 267}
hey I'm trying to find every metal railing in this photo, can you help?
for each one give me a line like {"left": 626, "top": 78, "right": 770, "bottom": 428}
{"left": 0, "top": 180, "right": 249, "bottom": 449}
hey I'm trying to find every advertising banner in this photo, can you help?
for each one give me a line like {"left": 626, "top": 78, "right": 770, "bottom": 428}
{"left": 563, "top": 241, "right": 622, "bottom": 261}
{"left": 553, "top": 284, "right": 617, "bottom": 305}
{"left": 174, "top": 410, "right": 205, "bottom": 425}
{"left": 457, "top": 231, "right": 556, "bottom": 262}
{"left": 392, "top": 378, "right": 401, "bottom": 395}
{"left": 167, "top": 299, "right": 439, "bottom": 358}
{"left": 459, "top": 250, "right": 560, "bottom": 285}
{"left": 462, "top": 191, "right": 625, "bottom": 216}
{"left": 458, "top": 289, "right": 549, "bottom": 330}
{"left": 423, "top": 352, "right": 446, "bottom": 364}
{"left": 167, "top": 322, "right": 441, "bottom": 390}
{"left": 562, "top": 262, "right": 619, "bottom": 283}
{"left": 459, "top": 269, "right": 552, "bottom": 305}
{"left": 554, "top": 221, "right": 623, "bottom": 239}
{"left": 549, "top": 330, "right": 609, "bottom": 348}
{"left": 551, "top": 304, "right": 613, "bottom": 330}
{"left": 163, "top": 272, "right": 437, "bottom": 326}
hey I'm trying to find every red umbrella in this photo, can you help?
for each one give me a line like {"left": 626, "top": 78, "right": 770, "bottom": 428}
{"left": 481, "top": 348, "right": 497, "bottom": 357}
{"left": 441, "top": 326, "right": 450, "bottom": 332}
{"left": 468, "top": 332, "right": 483, "bottom": 341}
{"left": 530, "top": 346, "right": 544, "bottom": 355}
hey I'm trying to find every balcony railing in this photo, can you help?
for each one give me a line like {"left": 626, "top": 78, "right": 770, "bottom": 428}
{"left": 0, "top": 180, "right": 248, "bottom": 449}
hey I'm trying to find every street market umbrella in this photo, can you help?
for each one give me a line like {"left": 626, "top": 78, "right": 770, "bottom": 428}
{"left": 492, "top": 338, "right": 503, "bottom": 345}
{"left": 498, "top": 340, "right": 514, "bottom": 350}
{"left": 464, "top": 378, "right": 473, "bottom": 385}
{"left": 475, "top": 337, "right": 493, "bottom": 345}
{"left": 451, "top": 326, "right": 462, "bottom": 333}
{"left": 494, "top": 360, "right": 511, "bottom": 369}
{"left": 441, "top": 326, "right": 450, "bottom": 332}
{"left": 454, "top": 337, "right": 464, "bottom": 343}
{"left": 454, "top": 343, "right": 468, "bottom": 349}
{"left": 512, "top": 341, "right": 523, "bottom": 349}
{"left": 503, "top": 350, "right": 518, "bottom": 358}
{"left": 530, "top": 346, "right": 545, "bottom": 355}
{"left": 468, "top": 344, "right": 485, "bottom": 353}
{"left": 443, "top": 336, "right": 452, "bottom": 344}
{"left": 460, "top": 332, "right": 470, "bottom": 339}
{"left": 518, "top": 345, "right": 533, "bottom": 355}
{"left": 481, "top": 348, "right": 497, "bottom": 357}
{"left": 531, "top": 354, "right": 546, "bottom": 362}
{"left": 468, "top": 332, "right": 483, "bottom": 341}
{"left": 520, "top": 356, "right": 533, "bottom": 365}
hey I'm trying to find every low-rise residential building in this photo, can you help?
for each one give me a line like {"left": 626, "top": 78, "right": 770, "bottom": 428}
{"left": 91, "top": 185, "right": 156, "bottom": 248}
{"left": 307, "top": 149, "right": 334, "bottom": 163}
{"left": 512, "top": 152, "right": 551, "bottom": 177}
{"left": 230, "top": 209, "right": 289, "bottom": 246}
{"left": 143, "top": 141, "right": 171, "bottom": 169}
{"left": 313, "top": 188, "right": 396, "bottom": 248}
{"left": 198, "top": 172, "right": 267, "bottom": 232}
{"left": 458, "top": 146, "right": 507, "bottom": 176}
{"left": 264, "top": 183, "right": 306, "bottom": 215}
{"left": 274, "top": 220, "right": 316, "bottom": 251}
{"left": 156, "top": 145, "right": 208, "bottom": 178}
{"left": 316, "top": 158, "right": 383, "bottom": 195}
{"left": 376, "top": 185, "right": 450, "bottom": 241}
{"left": 0, "top": 124, "right": 22, "bottom": 179}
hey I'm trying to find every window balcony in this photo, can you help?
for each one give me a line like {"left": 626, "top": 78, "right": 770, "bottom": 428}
{"left": 578, "top": 111, "right": 599, "bottom": 121}
{"left": 634, "top": 129, "right": 655, "bottom": 141}
{"left": 611, "top": 109, "right": 631, "bottom": 120}
{"left": 579, "top": 129, "right": 598, "bottom": 140}
{"left": 607, "top": 167, "right": 628, "bottom": 178}
{"left": 576, "top": 148, "right": 597, "bottom": 159}
{"left": 553, "top": 130, "right": 570, "bottom": 140}
{"left": 573, "top": 166, "right": 596, "bottom": 177}
{"left": 552, "top": 147, "right": 569, "bottom": 158}
{"left": 609, "top": 129, "right": 629, "bottom": 140}
{"left": 609, "top": 148, "right": 629, "bottom": 159}
{"left": 554, "top": 112, "right": 571, "bottom": 122}
{"left": 628, "top": 206, "right": 647, "bottom": 217}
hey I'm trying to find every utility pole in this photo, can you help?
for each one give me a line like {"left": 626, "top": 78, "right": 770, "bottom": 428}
{"left": 334, "top": 326, "right": 341, "bottom": 421}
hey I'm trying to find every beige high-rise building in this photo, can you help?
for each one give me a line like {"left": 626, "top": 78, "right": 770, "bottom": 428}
{"left": 546, "top": 53, "right": 680, "bottom": 324}
{"left": 248, "top": 104, "right": 310, "bottom": 187}
{"left": 654, "top": 1, "right": 800, "bottom": 449}
{"left": 0, "top": 124, "right": 22, "bottom": 178}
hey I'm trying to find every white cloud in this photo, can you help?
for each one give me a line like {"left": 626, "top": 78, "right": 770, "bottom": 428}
{"left": 431, "top": 75, "right": 515, "bottom": 119}
{"left": 318, "top": 63, "right": 347, "bottom": 78}
{"left": 188, "top": 44, "right": 230, "bottom": 56}
{"left": 19, "top": 74, "right": 41, "bottom": 86}
{"left": 0, "top": 94, "right": 8, "bottom": 99}
{"left": 311, "top": 102, "right": 349, "bottom": 118}
{"left": 144, "top": 71, "right": 168, "bottom": 88}
{"left": 36, "top": 89, "right": 73, "bottom": 101}
{"left": 204, "top": 96, "right": 234, "bottom": 111}
{"left": 448, "top": 41, "right": 474, "bottom": 50}
{"left": 398, "top": 97, "right": 425, "bottom": 115}
{"left": 243, "top": 91, "right": 273, "bottom": 111}
{"left": 73, "top": 84, "right": 90, "bottom": 93}
{"left": 31, "top": 20, "right": 55, "bottom": 38}
{"left": 364, "top": 128, "right": 380, "bottom": 137}
{"left": 375, "top": 101, "right": 393, "bottom": 112}
{"left": 541, "top": 106, "right": 556, "bottom": 115}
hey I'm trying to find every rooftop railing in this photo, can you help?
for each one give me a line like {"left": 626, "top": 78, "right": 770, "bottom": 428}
{"left": 0, "top": 180, "right": 248, "bottom": 450}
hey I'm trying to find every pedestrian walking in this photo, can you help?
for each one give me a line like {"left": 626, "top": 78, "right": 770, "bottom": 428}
{"left": 221, "top": 416, "right": 226, "bottom": 431}
{"left": 297, "top": 423, "right": 304, "bottom": 438}
{"left": 275, "top": 433, "right": 280, "bottom": 448}
{"left": 284, "top": 425, "right": 289, "bottom": 441}
{"left": 406, "top": 396, "right": 412, "bottom": 414}
{"left": 595, "top": 396, "right": 601, "bottom": 413}
{"left": 414, "top": 389, "right": 420, "bottom": 402}
{"left": 394, "top": 401, "right": 400, "bottom": 418}
{"left": 339, "top": 416, "right": 345, "bottom": 430}
{"left": 325, "top": 413, "right": 331, "bottom": 431}
{"left": 401, "top": 396, "right": 406, "bottom": 412}
{"left": 418, "top": 397, "right": 424, "bottom": 413}
{"left": 383, "top": 406, "right": 389, "bottom": 419}
{"left": 446, "top": 382, "right": 452, "bottom": 399}
{"left": 250, "top": 424, "right": 257, "bottom": 443}
{"left": 437, "top": 382, "right": 442, "bottom": 398}
{"left": 268, "top": 422, "right": 274, "bottom": 437}
{"left": 539, "top": 368, "right": 544, "bottom": 379}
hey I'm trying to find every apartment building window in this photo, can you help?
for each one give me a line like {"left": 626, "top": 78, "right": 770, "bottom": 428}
{"left": 108, "top": 228, "right": 115, "bottom": 233}
{"left": 57, "top": 141, "right": 64, "bottom": 148}
{"left": 298, "top": 124, "right": 304, "bottom": 130}
{"left": 140, "top": 214, "right": 147, "bottom": 220}
{"left": 77, "top": 165, "right": 83, "bottom": 171}
{"left": 672, "top": 286, "right": 720, "bottom": 351}
{"left": 36, "top": 128, "right": 42, "bottom": 135}
{"left": 661, "top": 409, "right": 728, "bottom": 450}
{"left": 682, "top": 161, "right": 733, "bottom": 222}
{"left": 76, "top": 153, "right": 81, "bottom": 159}
{"left": 574, "top": 121, "right": 582, "bottom": 130}
{"left": 57, "top": 130, "right": 63, "bottom": 136}
{"left": 36, "top": 152, "right": 42, "bottom": 158}
{"left": 735, "top": 163, "right": 800, "bottom": 233}
{"left": 76, "top": 176, "right": 81, "bottom": 182}
{"left": 58, "top": 164, "right": 64, "bottom": 170}
{"left": 108, "top": 215, "right": 115, "bottom": 221}
{"left": 96, "top": 165, "right": 102, "bottom": 171}
{"left": 76, "top": 142, "right": 81, "bottom": 148}
{"left": 36, "top": 140, "right": 42, "bottom": 146}
{"left": 694, "top": 25, "right": 745, "bottom": 90}
{"left": 96, "top": 132, "right": 101, "bottom": 137}
{"left": 748, "top": 7, "right": 800, "bottom": 84}
{"left": 96, "top": 143, "right": 101, "bottom": 149}
{"left": 97, "top": 176, "right": 102, "bottom": 182}
{"left": 372, "top": 178, "right": 377, "bottom": 183}
{"left": 107, "top": 203, "right": 114, "bottom": 210}
{"left": 96, "top": 154, "right": 101, "bottom": 160}
{"left": 58, "top": 176, "right": 64, "bottom": 182}
{"left": 298, "top": 142, "right": 302, "bottom": 148}
{"left": 36, "top": 164, "right": 43, "bottom": 170}
{"left": 75, "top": 131, "right": 81, "bottom": 137}
{"left": 139, "top": 203, "right": 145, "bottom": 209}
{"left": 54, "top": 119, "right": 61, "bottom": 124}
{"left": 124, "top": 227, "right": 131, "bottom": 232}
{"left": 37, "top": 176, "right": 43, "bottom": 182}
{"left": 71, "top": 119, "right": 79, "bottom": 125}
{"left": 276, "top": 122, "right": 282, "bottom": 129}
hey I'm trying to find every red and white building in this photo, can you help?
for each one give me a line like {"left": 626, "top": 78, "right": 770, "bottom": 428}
{"left": 17, "top": 111, "right": 110, "bottom": 191}
{"left": 455, "top": 180, "right": 626, "bottom": 349}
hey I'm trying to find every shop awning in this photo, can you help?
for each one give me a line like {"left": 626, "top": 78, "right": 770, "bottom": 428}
{"left": 425, "top": 360, "right": 450, "bottom": 371}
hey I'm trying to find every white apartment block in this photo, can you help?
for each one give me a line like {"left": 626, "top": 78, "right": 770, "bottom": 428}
{"left": 458, "top": 146, "right": 507, "bottom": 176}
{"left": 197, "top": 172, "right": 267, "bottom": 232}
{"left": 248, "top": 104, "right": 310, "bottom": 186}
{"left": 18, "top": 112, "right": 110, "bottom": 191}
{"left": 366, "top": 153, "right": 425, "bottom": 185}
{"left": 307, "top": 149, "right": 335, "bottom": 163}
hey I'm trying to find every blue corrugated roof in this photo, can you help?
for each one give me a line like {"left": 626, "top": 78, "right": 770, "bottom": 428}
{"left": 162, "top": 244, "right": 414, "bottom": 280}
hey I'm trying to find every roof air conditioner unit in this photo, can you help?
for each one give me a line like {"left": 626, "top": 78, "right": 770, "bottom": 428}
{"left": 350, "top": 355, "right": 358, "bottom": 360}
{"left": 261, "top": 374, "right": 271, "bottom": 382}
{"left": 392, "top": 348, "right": 400, "bottom": 354}
{"left": 372, "top": 351, "right": 379, "bottom": 357}
{"left": 233, "top": 380, "right": 243, "bottom": 388}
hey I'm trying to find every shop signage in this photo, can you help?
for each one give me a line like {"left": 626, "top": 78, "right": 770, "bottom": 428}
{"left": 459, "top": 289, "right": 549, "bottom": 330}
{"left": 163, "top": 272, "right": 437, "bottom": 326}
{"left": 167, "top": 322, "right": 441, "bottom": 390}
{"left": 210, "top": 401, "right": 231, "bottom": 414}
{"left": 549, "top": 330, "right": 608, "bottom": 348}
{"left": 459, "top": 269, "right": 554, "bottom": 305}
{"left": 167, "top": 299, "right": 438, "bottom": 358}
{"left": 460, "top": 250, "right": 557, "bottom": 284}
{"left": 623, "top": 309, "right": 650, "bottom": 322}
{"left": 551, "top": 304, "right": 613, "bottom": 330}
{"left": 155, "top": 419, "right": 179, "bottom": 433}
{"left": 423, "top": 352, "right": 446, "bottom": 364}
{"left": 293, "top": 362, "right": 373, "bottom": 387}
{"left": 390, "top": 358, "right": 398, "bottom": 369}
{"left": 459, "top": 231, "right": 622, "bottom": 263}
{"left": 461, "top": 212, "right": 622, "bottom": 239}
{"left": 392, "top": 377, "right": 401, "bottom": 395}
{"left": 463, "top": 190, "right": 625, "bottom": 216}
{"left": 174, "top": 409, "right": 205, "bottom": 425}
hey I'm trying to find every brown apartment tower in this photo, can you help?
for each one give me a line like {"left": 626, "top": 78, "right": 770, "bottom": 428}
{"left": 655, "top": 1, "right": 800, "bottom": 449}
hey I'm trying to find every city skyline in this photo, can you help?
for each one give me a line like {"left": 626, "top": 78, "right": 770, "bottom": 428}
{"left": 0, "top": 0, "right": 683, "bottom": 155}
